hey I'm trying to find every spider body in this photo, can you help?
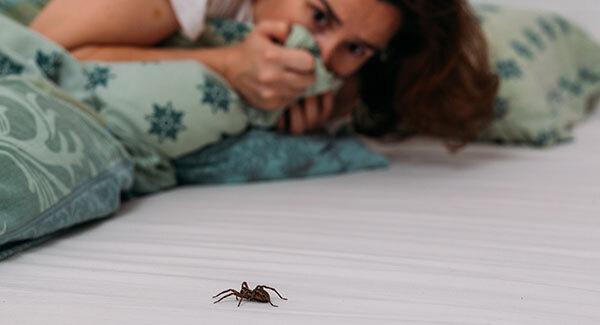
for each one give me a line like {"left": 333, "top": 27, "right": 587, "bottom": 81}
{"left": 213, "top": 282, "right": 288, "bottom": 307}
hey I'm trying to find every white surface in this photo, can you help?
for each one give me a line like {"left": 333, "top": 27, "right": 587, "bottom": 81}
{"left": 2, "top": 2, "right": 600, "bottom": 324}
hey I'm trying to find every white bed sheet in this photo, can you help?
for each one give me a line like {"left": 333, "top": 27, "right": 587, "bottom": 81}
{"left": 2, "top": 2, "right": 600, "bottom": 324}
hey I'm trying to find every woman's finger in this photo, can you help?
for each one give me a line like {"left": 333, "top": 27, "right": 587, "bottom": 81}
{"left": 289, "top": 105, "right": 306, "bottom": 135}
{"left": 302, "top": 96, "right": 320, "bottom": 131}
{"left": 280, "top": 71, "right": 316, "bottom": 93}
{"left": 320, "top": 92, "right": 336, "bottom": 124}
{"left": 279, "top": 109, "right": 294, "bottom": 132}
{"left": 280, "top": 49, "right": 315, "bottom": 73}
{"left": 278, "top": 114, "right": 286, "bottom": 132}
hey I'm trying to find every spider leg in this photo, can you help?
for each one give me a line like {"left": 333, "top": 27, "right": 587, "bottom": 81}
{"left": 238, "top": 291, "right": 253, "bottom": 308}
{"left": 213, "top": 292, "right": 242, "bottom": 304}
{"left": 260, "top": 286, "right": 288, "bottom": 300}
{"left": 212, "top": 289, "right": 237, "bottom": 298}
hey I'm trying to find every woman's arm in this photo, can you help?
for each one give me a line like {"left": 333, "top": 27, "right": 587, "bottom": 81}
{"left": 32, "top": 2, "right": 316, "bottom": 111}
{"left": 33, "top": 0, "right": 229, "bottom": 71}
{"left": 71, "top": 45, "right": 235, "bottom": 77}
{"left": 30, "top": 0, "right": 179, "bottom": 50}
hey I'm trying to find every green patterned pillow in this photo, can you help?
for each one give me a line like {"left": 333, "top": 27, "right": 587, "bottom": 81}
{"left": 475, "top": 4, "right": 600, "bottom": 146}
{"left": 0, "top": 12, "right": 176, "bottom": 195}
{"left": 87, "top": 20, "right": 341, "bottom": 159}
{"left": 0, "top": 77, "right": 133, "bottom": 261}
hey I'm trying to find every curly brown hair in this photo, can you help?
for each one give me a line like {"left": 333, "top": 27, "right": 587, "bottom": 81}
{"left": 358, "top": 0, "right": 499, "bottom": 153}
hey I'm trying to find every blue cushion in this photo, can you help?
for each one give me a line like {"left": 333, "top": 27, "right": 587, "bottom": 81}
{"left": 174, "top": 129, "right": 389, "bottom": 185}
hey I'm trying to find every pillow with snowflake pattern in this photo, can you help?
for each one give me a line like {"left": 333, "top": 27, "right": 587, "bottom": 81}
{"left": 475, "top": 4, "right": 600, "bottom": 147}
{"left": 84, "top": 20, "right": 341, "bottom": 159}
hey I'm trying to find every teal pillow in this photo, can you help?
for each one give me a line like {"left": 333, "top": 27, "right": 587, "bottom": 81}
{"left": 174, "top": 129, "right": 389, "bottom": 185}
{"left": 475, "top": 4, "right": 600, "bottom": 146}
{"left": 0, "top": 77, "right": 133, "bottom": 261}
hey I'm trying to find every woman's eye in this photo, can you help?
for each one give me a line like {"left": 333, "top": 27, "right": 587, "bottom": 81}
{"left": 312, "top": 8, "right": 329, "bottom": 27}
{"left": 347, "top": 43, "right": 367, "bottom": 57}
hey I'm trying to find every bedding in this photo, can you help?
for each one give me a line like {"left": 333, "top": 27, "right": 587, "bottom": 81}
{"left": 0, "top": 12, "right": 178, "bottom": 196}
{"left": 92, "top": 20, "right": 342, "bottom": 159}
{"left": 4, "top": 0, "right": 600, "bottom": 149}
{"left": 174, "top": 129, "right": 388, "bottom": 185}
{"left": 475, "top": 5, "right": 600, "bottom": 146}
{"left": 0, "top": 12, "right": 384, "bottom": 260}
{"left": 0, "top": 77, "right": 133, "bottom": 261}
{"left": 0, "top": 12, "right": 341, "bottom": 160}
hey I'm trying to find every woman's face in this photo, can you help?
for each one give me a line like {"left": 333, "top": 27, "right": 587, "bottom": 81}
{"left": 253, "top": 0, "right": 403, "bottom": 78}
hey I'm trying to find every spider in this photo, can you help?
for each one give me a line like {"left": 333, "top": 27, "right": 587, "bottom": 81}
{"left": 212, "top": 282, "right": 288, "bottom": 307}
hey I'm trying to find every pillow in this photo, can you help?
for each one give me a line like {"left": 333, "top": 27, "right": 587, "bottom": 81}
{"left": 0, "top": 77, "right": 133, "bottom": 261}
{"left": 0, "top": 8, "right": 382, "bottom": 261}
{"left": 0, "top": 12, "right": 176, "bottom": 196}
{"left": 87, "top": 19, "right": 342, "bottom": 159}
{"left": 0, "top": 12, "right": 382, "bottom": 193}
{"left": 475, "top": 4, "right": 600, "bottom": 147}
{"left": 174, "top": 129, "right": 389, "bottom": 185}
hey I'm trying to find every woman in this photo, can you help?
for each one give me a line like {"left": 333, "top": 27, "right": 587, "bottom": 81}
{"left": 31, "top": 0, "right": 498, "bottom": 152}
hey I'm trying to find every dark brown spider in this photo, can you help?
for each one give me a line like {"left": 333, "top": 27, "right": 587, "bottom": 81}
{"left": 212, "top": 282, "right": 288, "bottom": 307}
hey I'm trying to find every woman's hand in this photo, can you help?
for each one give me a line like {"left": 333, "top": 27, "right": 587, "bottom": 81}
{"left": 278, "top": 78, "right": 362, "bottom": 135}
{"left": 278, "top": 92, "right": 335, "bottom": 135}
{"left": 222, "top": 21, "right": 317, "bottom": 111}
